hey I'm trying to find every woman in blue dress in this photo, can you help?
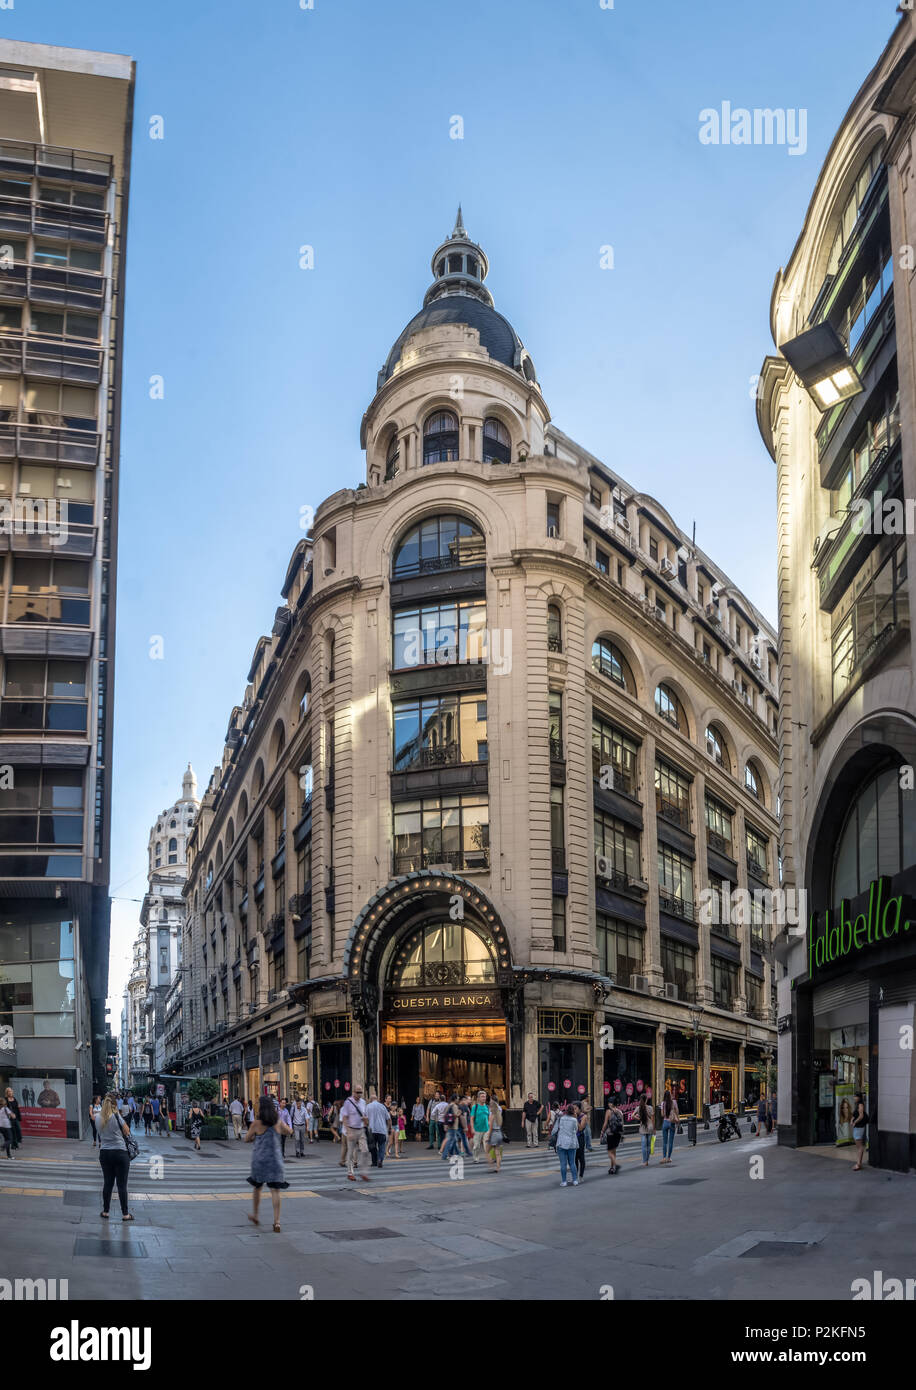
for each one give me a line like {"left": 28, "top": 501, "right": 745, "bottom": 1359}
{"left": 245, "top": 1095, "right": 291, "bottom": 1231}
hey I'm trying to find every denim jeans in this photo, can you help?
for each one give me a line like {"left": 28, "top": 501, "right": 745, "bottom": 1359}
{"left": 428, "top": 1120, "right": 440, "bottom": 1149}
{"left": 558, "top": 1146, "right": 577, "bottom": 1182}
{"left": 441, "top": 1128, "right": 460, "bottom": 1160}
{"left": 369, "top": 1130, "right": 387, "bottom": 1167}
{"left": 662, "top": 1119, "right": 675, "bottom": 1159}
{"left": 641, "top": 1133, "right": 652, "bottom": 1162}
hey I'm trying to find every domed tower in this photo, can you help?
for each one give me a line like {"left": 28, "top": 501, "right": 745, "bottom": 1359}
{"left": 362, "top": 211, "right": 547, "bottom": 485}
{"left": 147, "top": 764, "right": 199, "bottom": 878}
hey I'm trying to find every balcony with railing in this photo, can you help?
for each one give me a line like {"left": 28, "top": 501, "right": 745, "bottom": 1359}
{"left": 0, "top": 419, "right": 100, "bottom": 466}
{"left": 658, "top": 892, "right": 697, "bottom": 923}
{"left": 706, "top": 826, "right": 733, "bottom": 857}
{"left": 0, "top": 138, "right": 113, "bottom": 185}
{"left": 0, "top": 193, "right": 108, "bottom": 245}
{"left": 656, "top": 794, "right": 690, "bottom": 831}
{"left": 746, "top": 852, "right": 769, "bottom": 884}
{"left": 0, "top": 333, "right": 103, "bottom": 385}
{"left": 0, "top": 256, "right": 107, "bottom": 311}
{"left": 394, "top": 846, "right": 490, "bottom": 875}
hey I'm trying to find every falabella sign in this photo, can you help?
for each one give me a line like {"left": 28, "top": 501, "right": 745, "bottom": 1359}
{"left": 807, "top": 877, "right": 914, "bottom": 981}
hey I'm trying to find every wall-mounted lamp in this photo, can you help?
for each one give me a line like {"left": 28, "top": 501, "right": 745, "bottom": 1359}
{"left": 779, "top": 322, "right": 863, "bottom": 411}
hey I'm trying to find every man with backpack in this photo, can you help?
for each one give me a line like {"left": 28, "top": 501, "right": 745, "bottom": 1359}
{"left": 599, "top": 1098, "right": 625, "bottom": 1174}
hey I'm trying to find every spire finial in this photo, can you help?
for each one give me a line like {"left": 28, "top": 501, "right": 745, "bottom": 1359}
{"left": 452, "top": 204, "right": 466, "bottom": 237}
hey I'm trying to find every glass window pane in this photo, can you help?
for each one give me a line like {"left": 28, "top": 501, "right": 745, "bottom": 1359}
{"left": 31, "top": 958, "right": 74, "bottom": 1011}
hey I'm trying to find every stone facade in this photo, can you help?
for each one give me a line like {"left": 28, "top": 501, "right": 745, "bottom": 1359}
{"left": 758, "top": 13, "right": 916, "bottom": 1169}
{"left": 182, "top": 215, "right": 779, "bottom": 1120}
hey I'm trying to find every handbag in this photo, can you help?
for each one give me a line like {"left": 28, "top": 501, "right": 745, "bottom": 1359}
{"left": 121, "top": 1123, "right": 140, "bottom": 1162}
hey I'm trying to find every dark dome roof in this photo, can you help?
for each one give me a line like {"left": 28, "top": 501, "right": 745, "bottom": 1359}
{"left": 381, "top": 294, "right": 532, "bottom": 383}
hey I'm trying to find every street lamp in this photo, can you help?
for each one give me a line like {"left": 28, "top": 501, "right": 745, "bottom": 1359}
{"left": 779, "top": 322, "right": 864, "bottom": 411}
{"left": 688, "top": 1004, "right": 704, "bottom": 1143}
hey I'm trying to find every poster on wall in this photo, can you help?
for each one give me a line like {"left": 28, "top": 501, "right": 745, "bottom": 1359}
{"left": 818, "top": 1073, "right": 835, "bottom": 1108}
{"left": 14, "top": 1077, "right": 67, "bottom": 1137}
{"left": 835, "top": 1082, "right": 854, "bottom": 1145}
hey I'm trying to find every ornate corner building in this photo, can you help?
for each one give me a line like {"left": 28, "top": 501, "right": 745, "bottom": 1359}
{"left": 757, "top": 13, "right": 916, "bottom": 1169}
{"left": 181, "top": 213, "right": 779, "bottom": 1121}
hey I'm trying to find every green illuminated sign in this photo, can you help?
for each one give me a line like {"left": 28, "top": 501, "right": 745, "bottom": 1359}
{"left": 807, "top": 878, "right": 913, "bottom": 980}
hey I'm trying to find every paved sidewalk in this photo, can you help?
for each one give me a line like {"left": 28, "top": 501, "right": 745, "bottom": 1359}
{"left": 1, "top": 1130, "right": 912, "bottom": 1301}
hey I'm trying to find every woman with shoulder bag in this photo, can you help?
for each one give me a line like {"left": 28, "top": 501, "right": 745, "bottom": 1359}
{"left": 638, "top": 1095, "right": 655, "bottom": 1167}
{"left": 599, "top": 1099, "right": 624, "bottom": 1174}
{"left": 660, "top": 1088, "right": 679, "bottom": 1165}
{"left": 550, "top": 1104, "right": 581, "bottom": 1186}
{"left": 98, "top": 1092, "right": 135, "bottom": 1221}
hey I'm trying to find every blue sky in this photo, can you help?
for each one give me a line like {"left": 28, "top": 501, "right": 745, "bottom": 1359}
{"left": 0, "top": 0, "right": 899, "bottom": 1012}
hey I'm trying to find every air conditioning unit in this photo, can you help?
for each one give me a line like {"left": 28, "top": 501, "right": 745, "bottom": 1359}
{"left": 629, "top": 878, "right": 649, "bottom": 892}
{"left": 660, "top": 557, "right": 675, "bottom": 577}
{"left": 664, "top": 982, "right": 679, "bottom": 1000}
{"left": 705, "top": 603, "right": 721, "bottom": 624}
{"left": 595, "top": 853, "right": 613, "bottom": 878}
{"left": 615, "top": 515, "right": 630, "bottom": 532}
{"left": 249, "top": 945, "right": 259, "bottom": 965}
{"left": 630, "top": 974, "right": 650, "bottom": 993}
{"left": 547, "top": 525, "right": 559, "bottom": 538}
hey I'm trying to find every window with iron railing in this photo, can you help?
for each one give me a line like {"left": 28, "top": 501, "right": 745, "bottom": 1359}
{"left": 594, "top": 810, "right": 640, "bottom": 881}
{"left": 655, "top": 758, "right": 690, "bottom": 830}
{"left": 596, "top": 913, "right": 644, "bottom": 982}
{"left": 592, "top": 716, "right": 638, "bottom": 797}
{"left": 711, "top": 956, "right": 739, "bottom": 1011}
{"left": 746, "top": 826, "right": 769, "bottom": 881}
{"left": 658, "top": 843, "right": 694, "bottom": 920}
{"left": 705, "top": 796, "right": 733, "bottom": 855}
{"left": 393, "top": 794, "right": 489, "bottom": 873}
{"left": 393, "top": 693, "right": 487, "bottom": 772}
{"left": 660, "top": 938, "right": 696, "bottom": 1002}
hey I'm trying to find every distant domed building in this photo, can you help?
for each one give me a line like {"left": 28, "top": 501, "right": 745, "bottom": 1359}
{"left": 126, "top": 767, "right": 199, "bottom": 1088}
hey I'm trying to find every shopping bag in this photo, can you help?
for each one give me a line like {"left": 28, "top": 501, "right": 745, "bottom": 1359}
{"left": 650, "top": 1133, "right": 656, "bottom": 1155}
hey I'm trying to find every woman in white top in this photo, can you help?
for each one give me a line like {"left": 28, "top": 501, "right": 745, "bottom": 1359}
{"left": 89, "top": 1095, "right": 102, "bottom": 1148}
{"left": 550, "top": 1106, "right": 582, "bottom": 1187}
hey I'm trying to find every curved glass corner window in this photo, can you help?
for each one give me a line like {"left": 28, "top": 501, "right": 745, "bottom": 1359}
{"left": 483, "top": 417, "right": 511, "bottom": 464}
{"left": 655, "top": 683, "right": 684, "bottom": 731}
{"left": 423, "top": 411, "right": 459, "bottom": 465}
{"left": 392, "top": 514, "right": 484, "bottom": 578}
{"left": 592, "top": 638, "right": 634, "bottom": 692}
{"left": 832, "top": 763, "right": 913, "bottom": 903}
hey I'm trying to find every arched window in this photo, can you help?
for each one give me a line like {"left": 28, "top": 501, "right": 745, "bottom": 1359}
{"left": 744, "top": 762, "right": 761, "bottom": 801}
{"left": 592, "top": 638, "right": 635, "bottom": 692}
{"left": 385, "top": 433, "right": 400, "bottom": 481}
{"left": 159, "top": 908, "right": 168, "bottom": 922}
{"left": 300, "top": 763, "right": 314, "bottom": 804}
{"left": 168, "top": 835, "right": 178, "bottom": 865}
{"left": 547, "top": 604, "right": 562, "bottom": 653}
{"left": 297, "top": 673, "right": 311, "bottom": 721}
{"left": 833, "top": 764, "right": 912, "bottom": 902}
{"left": 655, "top": 683, "right": 685, "bottom": 732}
{"left": 705, "top": 724, "right": 729, "bottom": 771}
{"left": 389, "top": 921, "right": 496, "bottom": 988}
{"left": 483, "top": 417, "right": 511, "bottom": 464}
{"left": 392, "top": 514, "right": 484, "bottom": 578}
{"left": 423, "top": 410, "right": 459, "bottom": 465}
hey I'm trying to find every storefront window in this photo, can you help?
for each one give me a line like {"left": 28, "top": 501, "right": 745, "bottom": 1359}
{"left": 602, "top": 1041, "right": 654, "bottom": 1120}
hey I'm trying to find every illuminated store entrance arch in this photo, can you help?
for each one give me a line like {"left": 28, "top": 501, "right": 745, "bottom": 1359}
{"left": 343, "top": 871, "right": 519, "bottom": 1099}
